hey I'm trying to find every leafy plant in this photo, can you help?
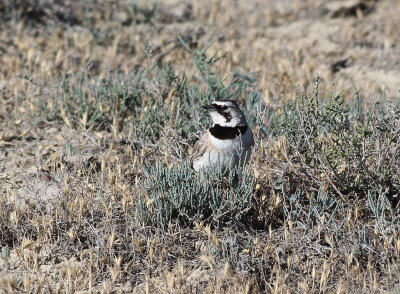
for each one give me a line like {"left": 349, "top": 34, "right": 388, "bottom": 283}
{"left": 136, "top": 161, "right": 255, "bottom": 228}
{"left": 275, "top": 78, "right": 400, "bottom": 202}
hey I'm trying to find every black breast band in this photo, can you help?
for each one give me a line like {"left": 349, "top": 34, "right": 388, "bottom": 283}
{"left": 209, "top": 124, "right": 248, "bottom": 140}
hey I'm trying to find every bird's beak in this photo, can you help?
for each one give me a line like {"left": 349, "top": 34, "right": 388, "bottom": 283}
{"left": 202, "top": 104, "right": 214, "bottom": 111}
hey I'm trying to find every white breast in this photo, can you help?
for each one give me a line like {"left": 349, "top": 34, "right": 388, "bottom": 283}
{"left": 193, "top": 127, "right": 254, "bottom": 173}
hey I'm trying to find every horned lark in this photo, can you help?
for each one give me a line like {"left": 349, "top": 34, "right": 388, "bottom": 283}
{"left": 192, "top": 100, "right": 254, "bottom": 175}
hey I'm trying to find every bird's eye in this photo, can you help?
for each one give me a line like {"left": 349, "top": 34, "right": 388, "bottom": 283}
{"left": 223, "top": 105, "right": 228, "bottom": 110}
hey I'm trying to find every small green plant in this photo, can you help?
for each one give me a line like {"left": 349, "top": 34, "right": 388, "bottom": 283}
{"left": 282, "top": 186, "right": 338, "bottom": 224}
{"left": 275, "top": 78, "right": 400, "bottom": 202}
{"left": 55, "top": 64, "right": 143, "bottom": 130}
{"left": 130, "top": 0, "right": 158, "bottom": 24}
{"left": 136, "top": 160, "right": 255, "bottom": 228}
{"left": 1, "top": 246, "right": 10, "bottom": 263}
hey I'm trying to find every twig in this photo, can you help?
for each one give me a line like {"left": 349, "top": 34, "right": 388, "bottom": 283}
{"left": 134, "top": 31, "right": 204, "bottom": 70}
{"left": 324, "top": 170, "right": 347, "bottom": 203}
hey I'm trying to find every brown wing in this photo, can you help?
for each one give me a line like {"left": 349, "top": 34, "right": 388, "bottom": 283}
{"left": 190, "top": 131, "right": 209, "bottom": 167}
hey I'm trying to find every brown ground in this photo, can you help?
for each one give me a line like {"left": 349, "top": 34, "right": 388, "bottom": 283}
{"left": 1, "top": 0, "right": 400, "bottom": 293}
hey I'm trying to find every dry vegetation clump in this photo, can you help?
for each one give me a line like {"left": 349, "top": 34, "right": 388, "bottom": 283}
{"left": 1, "top": 0, "right": 400, "bottom": 293}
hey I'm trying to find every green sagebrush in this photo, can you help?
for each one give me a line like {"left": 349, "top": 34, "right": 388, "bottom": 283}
{"left": 136, "top": 160, "right": 255, "bottom": 229}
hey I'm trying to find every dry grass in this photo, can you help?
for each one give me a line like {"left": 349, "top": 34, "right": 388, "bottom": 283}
{"left": 1, "top": 0, "right": 400, "bottom": 293}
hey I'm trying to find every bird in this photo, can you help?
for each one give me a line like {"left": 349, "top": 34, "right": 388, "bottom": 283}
{"left": 192, "top": 100, "right": 254, "bottom": 175}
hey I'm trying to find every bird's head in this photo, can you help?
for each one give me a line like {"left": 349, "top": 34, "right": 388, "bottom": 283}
{"left": 202, "top": 100, "right": 247, "bottom": 127}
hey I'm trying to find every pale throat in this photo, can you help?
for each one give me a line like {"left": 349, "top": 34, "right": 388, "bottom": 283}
{"left": 210, "top": 113, "right": 244, "bottom": 127}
